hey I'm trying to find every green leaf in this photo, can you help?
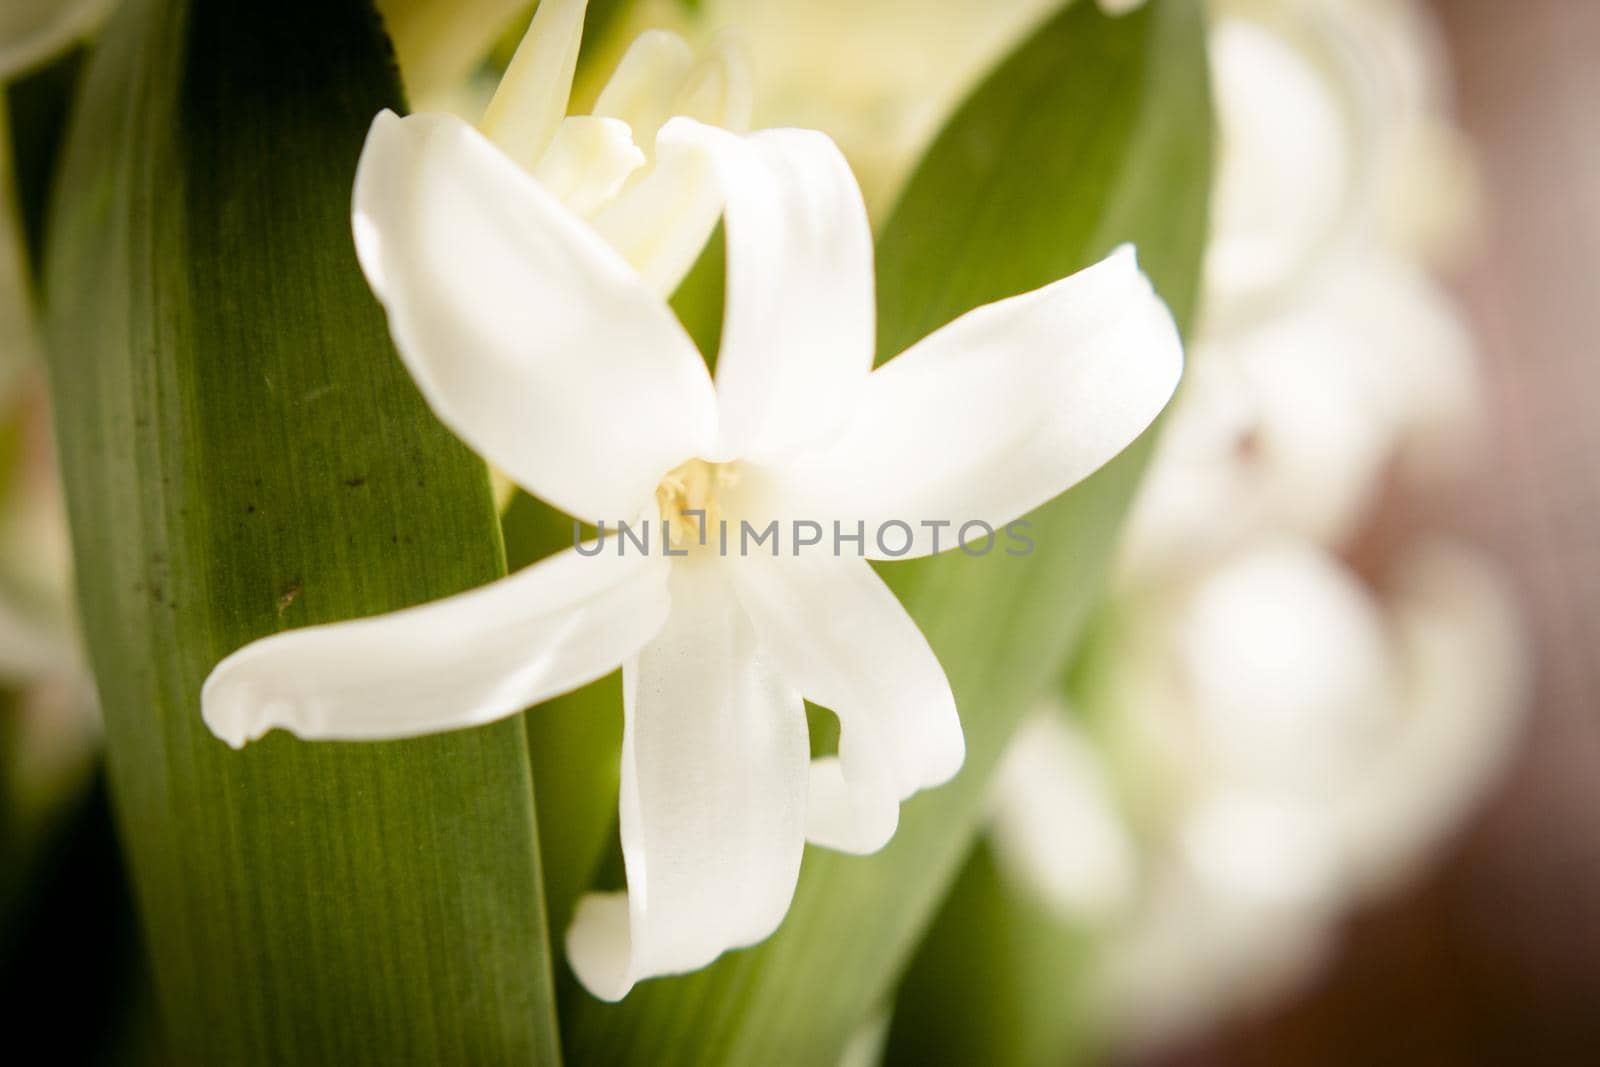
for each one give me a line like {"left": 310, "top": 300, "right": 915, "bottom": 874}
{"left": 44, "top": 1, "right": 559, "bottom": 1062}
{"left": 882, "top": 841, "right": 1099, "bottom": 1067}
{"left": 559, "top": 1, "right": 1212, "bottom": 1062}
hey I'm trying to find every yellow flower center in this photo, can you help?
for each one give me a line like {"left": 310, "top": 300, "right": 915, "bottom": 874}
{"left": 655, "top": 459, "right": 740, "bottom": 551}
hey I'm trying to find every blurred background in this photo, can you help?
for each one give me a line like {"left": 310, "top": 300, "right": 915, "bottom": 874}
{"left": 2, "top": 0, "right": 1598, "bottom": 1063}
{"left": 1129, "top": 3, "right": 1600, "bottom": 1063}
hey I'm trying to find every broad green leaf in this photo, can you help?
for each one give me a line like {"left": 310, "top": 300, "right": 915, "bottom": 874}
{"left": 560, "top": 1, "right": 1213, "bottom": 1063}
{"left": 44, "top": 1, "right": 559, "bottom": 1062}
{"left": 882, "top": 841, "right": 1098, "bottom": 1067}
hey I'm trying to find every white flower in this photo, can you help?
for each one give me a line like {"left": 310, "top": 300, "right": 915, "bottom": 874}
{"left": 1092, "top": 791, "right": 1341, "bottom": 1055}
{"left": 472, "top": 0, "right": 750, "bottom": 296}
{"left": 1078, "top": 538, "right": 1523, "bottom": 1050}
{"left": 1120, "top": 250, "right": 1482, "bottom": 584}
{"left": 1325, "top": 0, "right": 1481, "bottom": 268}
{"left": 1204, "top": 8, "right": 1360, "bottom": 324}
{"left": 201, "top": 98, "right": 1182, "bottom": 995}
{"left": 1204, "top": 0, "right": 1478, "bottom": 325}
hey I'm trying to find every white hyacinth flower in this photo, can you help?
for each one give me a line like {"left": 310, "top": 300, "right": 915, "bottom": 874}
{"left": 1120, "top": 249, "right": 1482, "bottom": 585}
{"left": 1204, "top": 0, "right": 1478, "bottom": 323}
{"left": 1203, "top": 5, "right": 1365, "bottom": 326}
{"left": 1079, "top": 538, "right": 1523, "bottom": 1051}
{"left": 200, "top": 94, "right": 1183, "bottom": 997}
{"left": 476, "top": 0, "right": 751, "bottom": 296}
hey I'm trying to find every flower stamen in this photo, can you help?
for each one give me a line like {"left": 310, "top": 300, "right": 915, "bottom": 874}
{"left": 656, "top": 459, "right": 739, "bottom": 550}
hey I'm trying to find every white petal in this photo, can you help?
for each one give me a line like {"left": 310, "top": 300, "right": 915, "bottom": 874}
{"left": 201, "top": 546, "right": 669, "bottom": 749}
{"left": 673, "top": 36, "right": 754, "bottom": 133}
{"left": 531, "top": 115, "right": 646, "bottom": 217}
{"left": 727, "top": 552, "right": 962, "bottom": 854}
{"left": 590, "top": 129, "right": 724, "bottom": 296}
{"left": 566, "top": 559, "right": 808, "bottom": 1000}
{"left": 352, "top": 110, "right": 716, "bottom": 524}
{"left": 0, "top": 0, "right": 111, "bottom": 81}
{"left": 586, "top": 40, "right": 753, "bottom": 295}
{"left": 766, "top": 246, "right": 1182, "bottom": 558}
{"left": 592, "top": 30, "right": 752, "bottom": 155}
{"left": 661, "top": 119, "right": 875, "bottom": 461}
{"left": 480, "top": 0, "right": 588, "bottom": 171}
{"left": 593, "top": 29, "right": 695, "bottom": 153}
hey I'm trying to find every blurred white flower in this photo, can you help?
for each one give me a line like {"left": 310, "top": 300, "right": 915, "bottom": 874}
{"left": 1334, "top": 540, "right": 1526, "bottom": 897}
{"left": 1078, "top": 539, "right": 1523, "bottom": 1051}
{"left": 0, "top": 388, "right": 97, "bottom": 838}
{"left": 0, "top": 0, "right": 108, "bottom": 817}
{"left": 1173, "top": 544, "right": 1396, "bottom": 794}
{"left": 202, "top": 100, "right": 1184, "bottom": 998}
{"left": 1204, "top": 6, "right": 1364, "bottom": 324}
{"left": 1093, "top": 791, "right": 1341, "bottom": 1053}
{"left": 1122, "top": 248, "right": 1483, "bottom": 584}
{"left": 990, "top": 710, "right": 1139, "bottom": 926}
{"left": 0, "top": 441, "right": 76, "bottom": 694}
{"left": 988, "top": 536, "right": 1524, "bottom": 1055}
{"left": 1326, "top": 0, "right": 1482, "bottom": 268}
{"left": 1204, "top": 0, "right": 1480, "bottom": 325}
{"left": 1002, "top": 5, "right": 1523, "bottom": 1053}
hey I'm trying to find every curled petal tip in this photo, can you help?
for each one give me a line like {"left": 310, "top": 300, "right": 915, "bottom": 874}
{"left": 566, "top": 891, "right": 635, "bottom": 1001}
